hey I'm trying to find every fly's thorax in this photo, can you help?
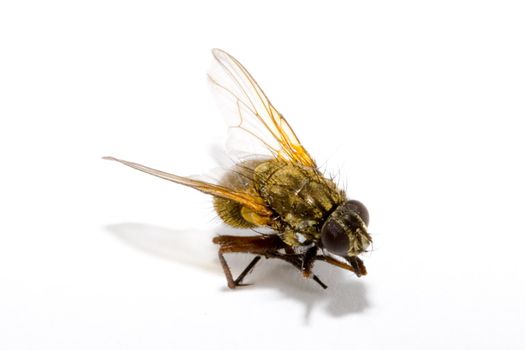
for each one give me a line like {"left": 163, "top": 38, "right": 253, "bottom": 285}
{"left": 254, "top": 160, "right": 345, "bottom": 238}
{"left": 320, "top": 200, "right": 371, "bottom": 256}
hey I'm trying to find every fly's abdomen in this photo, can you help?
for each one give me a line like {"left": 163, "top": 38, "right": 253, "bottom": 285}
{"left": 213, "top": 159, "right": 268, "bottom": 228}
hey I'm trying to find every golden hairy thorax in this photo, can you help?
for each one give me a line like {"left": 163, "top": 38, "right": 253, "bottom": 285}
{"left": 214, "top": 159, "right": 345, "bottom": 243}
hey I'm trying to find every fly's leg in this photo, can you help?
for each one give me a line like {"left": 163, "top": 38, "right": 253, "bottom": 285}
{"left": 345, "top": 256, "right": 367, "bottom": 277}
{"left": 314, "top": 255, "right": 367, "bottom": 277}
{"left": 234, "top": 256, "right": 261, "bottom": 286}
{"left": 312, "top": 275, "right": 328, "bottom": 289}
{"left": 217, "top": 248, "right": 238, "bottom": 289}
{"left": 301, "top": 246, "right": 318, "bottom": 278}
{"left": 213, "top": 234, "right": 328, "bottom": 289}
{"left": 268, "top": 252, "right": 328, "bottom": 289}
{"left": 217, "top": 250, "right": 261, "bottom": 288}
{"left": 213, "top": 235, "right": 287, "bottom": 289}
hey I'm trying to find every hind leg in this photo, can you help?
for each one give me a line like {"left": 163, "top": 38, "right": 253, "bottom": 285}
{"left": 214, "top": 235, "right": 286, "bottom": 289}
{"left": 217, "top": 251, "right": 261, "bottom": 288}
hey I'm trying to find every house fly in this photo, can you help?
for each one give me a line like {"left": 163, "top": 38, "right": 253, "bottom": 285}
{"left": 104, "top": 49, "right": 371, "bottom": 289}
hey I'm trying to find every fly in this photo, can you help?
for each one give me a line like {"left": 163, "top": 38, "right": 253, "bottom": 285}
{"left": 105, "top": 49, "right": 372, "bottom": 289}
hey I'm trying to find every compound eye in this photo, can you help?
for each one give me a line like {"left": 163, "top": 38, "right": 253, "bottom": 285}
{"left": 345, "top": 200, "right": 369, "bottom": 226}
{"left": 321, "top": 220, "right": 350, "bottom": 256}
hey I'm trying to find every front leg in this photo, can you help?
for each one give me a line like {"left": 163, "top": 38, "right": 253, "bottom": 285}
{"left": 345, "top": 256, "right": 367, "bottom": 277}
{"left": 314, "top": 255, "right": 367, "bottom": 277}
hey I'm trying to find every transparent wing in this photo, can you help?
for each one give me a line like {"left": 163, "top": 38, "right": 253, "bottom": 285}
{"left": 103, "top": 157, "right": 273, "bottom": 217}
{"left": 208, "top": 49, "right": 317, "bottom": 168}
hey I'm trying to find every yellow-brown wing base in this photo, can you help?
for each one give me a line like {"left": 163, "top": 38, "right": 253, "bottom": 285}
{"left": 103, "top": 156, "right": 273, "bottom": 219}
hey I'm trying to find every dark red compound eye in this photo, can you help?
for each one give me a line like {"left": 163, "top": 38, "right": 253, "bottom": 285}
{"left": 321, "top": 219, "right": 350, "bottom": 256}
{"left": 344, "top": 200, "right": 369, "bottom": 226}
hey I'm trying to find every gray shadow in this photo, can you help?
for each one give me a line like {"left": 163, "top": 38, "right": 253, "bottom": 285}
{"left": 253, "top": 262, "right": 369, "bottom": 322}
{"left": 106, "top": 222, "right": 219, "bottom": 273}
{"left": 106, "top": 222, "right": 370, "bottom": 321}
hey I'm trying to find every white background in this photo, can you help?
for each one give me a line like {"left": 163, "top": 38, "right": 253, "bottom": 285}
{"left": 1, "top": 1, "right": 524, "bottom": 349}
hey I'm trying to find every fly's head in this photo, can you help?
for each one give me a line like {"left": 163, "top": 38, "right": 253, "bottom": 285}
{"left": 320, "top": 200, "right": 371, "bottom": 257}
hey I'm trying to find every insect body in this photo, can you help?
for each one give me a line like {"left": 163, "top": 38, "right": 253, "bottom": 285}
{"left": 105, "top": 49, "right": 372, "bottom": 289}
